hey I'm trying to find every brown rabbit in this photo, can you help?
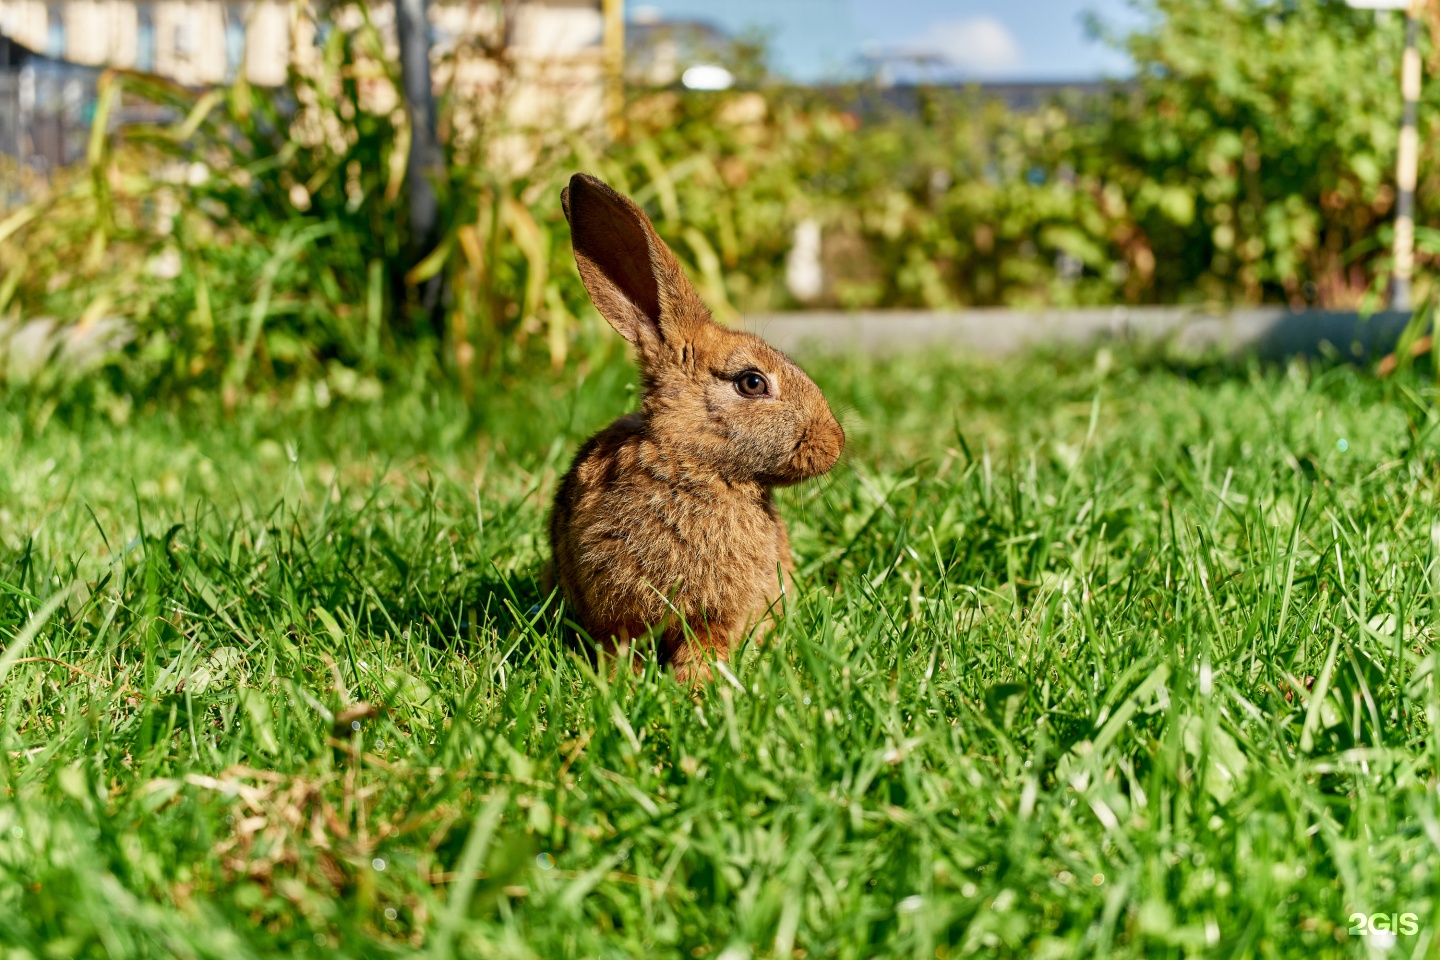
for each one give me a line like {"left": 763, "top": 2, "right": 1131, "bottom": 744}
{"left": 550, "top": 173, "right": 845, "bottom": 682}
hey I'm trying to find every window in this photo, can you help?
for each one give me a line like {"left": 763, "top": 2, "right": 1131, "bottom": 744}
{"left": 45, "top": 4, "right": 65, "bottom": 60}
{"left": 224, "top": 5, "right": 245, "bottom": 80}
{"left": 136, "top": 6, "right": 155, "bottom": 72}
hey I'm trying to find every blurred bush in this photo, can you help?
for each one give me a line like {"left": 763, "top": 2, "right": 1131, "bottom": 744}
{"left": 0, "top": 0, "right": 1436, "bottom": 407}
{"left": 1096, "top": 0, "right": 1440, "bottom": 307}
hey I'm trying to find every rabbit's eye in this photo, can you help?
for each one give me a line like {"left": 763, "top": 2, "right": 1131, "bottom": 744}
{"left": 735, "top": 371, "right": 769, "bottom": 398}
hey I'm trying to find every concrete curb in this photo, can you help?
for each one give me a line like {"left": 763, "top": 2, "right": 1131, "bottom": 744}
{"left": 740, "top": 308, "right": 1420, "bottom": 360}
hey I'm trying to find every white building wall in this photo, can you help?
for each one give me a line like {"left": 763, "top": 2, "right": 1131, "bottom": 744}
{"left": 0, "top": 0, "right": 608, "bottom": 153}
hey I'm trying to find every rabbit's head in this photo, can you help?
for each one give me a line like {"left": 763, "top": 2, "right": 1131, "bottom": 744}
{"left": 563, "top": 173, "right": 844, "bottom": 486}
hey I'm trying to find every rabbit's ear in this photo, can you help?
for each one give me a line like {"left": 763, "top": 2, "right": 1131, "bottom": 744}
{"left": 563, "top": 173, "right": 706, "bottom": 358}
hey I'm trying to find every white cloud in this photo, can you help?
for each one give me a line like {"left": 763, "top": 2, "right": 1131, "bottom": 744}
{"left": 911, "top": 16, "right": 1023, "bottom": 73}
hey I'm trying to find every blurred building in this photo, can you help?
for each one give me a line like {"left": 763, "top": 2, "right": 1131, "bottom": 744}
{"left": 0, "top": 0, "right": 609, "bottom": 171}
{"left": 0, "top": 1, "right": 606, "bottom": 87}
{"left": 625, "top": 12, "right": 728, "bottom": 87}
{"left": 0, "top": 0, "right": 291, "bottom": 86}
{"left": 627, "top": 0, "right": 861, "bottom": 81}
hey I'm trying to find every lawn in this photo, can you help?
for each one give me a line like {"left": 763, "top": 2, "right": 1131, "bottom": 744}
{"left": 0, "top": 347, "right": 1436, "bottom": 958}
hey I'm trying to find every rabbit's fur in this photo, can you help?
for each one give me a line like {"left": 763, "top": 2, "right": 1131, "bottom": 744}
{"left": 550, "top": 173, "right": 845, "bottom": 681}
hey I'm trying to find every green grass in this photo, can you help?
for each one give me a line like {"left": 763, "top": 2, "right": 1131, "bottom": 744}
{"left": 2, "top": 348, "right": 1438, "bottom": 959}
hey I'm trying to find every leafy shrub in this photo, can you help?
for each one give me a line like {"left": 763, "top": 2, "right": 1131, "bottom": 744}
{"left": 1095, "top": 0, "right": 1440, "bottom": 306}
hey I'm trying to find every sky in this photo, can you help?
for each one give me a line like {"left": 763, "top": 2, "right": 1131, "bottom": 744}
{"left": 631, "top": 0, "right": 1143, "bottom": 82}
{"left": 853, "top": 0, "right": 1142, "bottom": 81}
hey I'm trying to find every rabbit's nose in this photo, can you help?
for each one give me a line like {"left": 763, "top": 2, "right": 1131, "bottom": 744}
{"left": 793, "top": 419, "right": 844, "bottom": 477}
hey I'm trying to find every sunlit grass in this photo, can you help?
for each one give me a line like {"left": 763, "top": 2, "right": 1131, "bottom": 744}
{"left": 0, "top": 349, "right": 1436, "bottom": 958}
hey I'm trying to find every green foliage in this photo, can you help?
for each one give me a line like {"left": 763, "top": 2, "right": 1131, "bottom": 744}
{"left": 1, "top": 0, "right": 1438, "bottom": 402}
{"left": 0, "top": 10, "right": 426, "bottom": 406}
{"left": 600, "top": 0, "right": 1440, "bottom": 313}
{"left": 2, "top": 350, "right": 1438, "bottom": 956}
{"left": 1097, "top": 0, "right": 1437, "bottom": 305}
